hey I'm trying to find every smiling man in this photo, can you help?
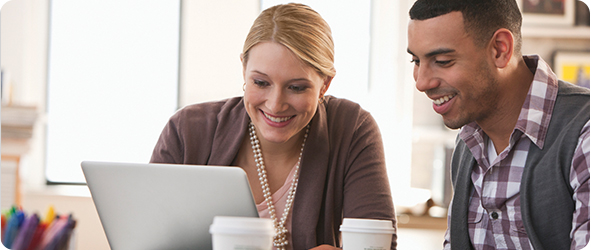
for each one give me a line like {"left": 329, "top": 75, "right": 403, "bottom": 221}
{"left": 407, "top": 0, "right": 590, "bottom": 249}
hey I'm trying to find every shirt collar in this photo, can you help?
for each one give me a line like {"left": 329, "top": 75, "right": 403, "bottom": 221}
{"left": 460, "top": 55, "right": 558, "bottom": 149}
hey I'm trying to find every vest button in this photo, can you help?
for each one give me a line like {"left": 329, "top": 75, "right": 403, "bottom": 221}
{"left": 491, "top": 212, "right": 499, "bottom": 220}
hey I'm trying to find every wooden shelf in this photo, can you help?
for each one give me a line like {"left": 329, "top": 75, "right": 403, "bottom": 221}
{"left": 1, "top": 105, "right": 38, "bottom": 209}
{"left": 397, "top": 214, "right": 447, "bottom": 230}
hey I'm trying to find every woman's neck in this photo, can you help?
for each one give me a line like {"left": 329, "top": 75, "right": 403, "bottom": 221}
{"left": 257, "top": 128, "right": 306, "bottom": 167}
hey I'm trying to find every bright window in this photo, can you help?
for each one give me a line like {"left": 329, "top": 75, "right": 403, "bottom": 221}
{"left": 45, "top": 0, "right": 180, "bottom": 183}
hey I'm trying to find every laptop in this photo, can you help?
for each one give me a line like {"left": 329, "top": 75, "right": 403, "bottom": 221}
{"left": 81, "top": 161, "right": 259, "bottom": 250}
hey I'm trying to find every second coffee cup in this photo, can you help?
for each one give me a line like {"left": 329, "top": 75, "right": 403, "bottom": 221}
{"left": 340, "top": 218, "right": 395, "bottom": 250}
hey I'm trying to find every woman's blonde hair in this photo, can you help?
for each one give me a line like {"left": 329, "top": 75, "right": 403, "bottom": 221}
{"left": 242, "top": 3, "right": 336, "bottom": 79}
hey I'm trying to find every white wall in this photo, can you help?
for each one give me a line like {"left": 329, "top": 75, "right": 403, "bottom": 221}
{"left": 2, "top": 0, "right": 50, "bottom": 192}
{"left": 178, "top": 0, "right": 259, "bottom": 106}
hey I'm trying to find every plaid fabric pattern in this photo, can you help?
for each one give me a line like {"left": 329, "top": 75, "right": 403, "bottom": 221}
{"left": 443, "top": 55, "right": 590, "bottom": 250}
{"left": 571, "top": 121, "right": 590, "bottom": 250}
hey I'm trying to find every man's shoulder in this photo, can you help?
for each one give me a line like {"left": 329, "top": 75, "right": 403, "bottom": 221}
{"left": 552, "top": 81, "right": 589, "bottom": 124}
{"left": 557, "top": 80, "right": 590, "bottom": 97}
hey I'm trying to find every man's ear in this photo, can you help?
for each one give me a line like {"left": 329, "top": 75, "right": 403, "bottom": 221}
{"left": 490, "top": 28, "right": 514, "bottom": 69}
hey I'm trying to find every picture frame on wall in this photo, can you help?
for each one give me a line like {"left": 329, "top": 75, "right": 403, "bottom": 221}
{"left": 553, "top": 51, "right": 590, "bottom": 88}
{"left": 517, "top": 0, "right": 576, "bottom": 26}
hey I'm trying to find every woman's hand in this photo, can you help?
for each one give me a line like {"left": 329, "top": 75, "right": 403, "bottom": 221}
{"left": 309, "top": 244, "right": 340, "bottom": 250}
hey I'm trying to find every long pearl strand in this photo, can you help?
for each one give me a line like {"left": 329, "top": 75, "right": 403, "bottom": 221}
{"left": 249, "top": 122, "right": 309, "bottom": 250}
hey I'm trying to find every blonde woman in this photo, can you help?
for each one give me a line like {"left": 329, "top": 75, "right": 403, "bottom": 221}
{"left": 151, "top": 3, "right": 397, "bottom": 250}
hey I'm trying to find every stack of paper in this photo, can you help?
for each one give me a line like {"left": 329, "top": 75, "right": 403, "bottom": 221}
{"left": 1, "top": 206, "right": 76, "bottom": 250}
{"left": 1, "top": 105, "right": 37, "bottom": 139}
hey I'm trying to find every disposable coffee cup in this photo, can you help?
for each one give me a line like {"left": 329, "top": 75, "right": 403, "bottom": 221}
{"left": 340, "top": 218, "right": 395, "bottom": 250}
{"left": 209, "top": 216, "right": 274, "bottom": 250}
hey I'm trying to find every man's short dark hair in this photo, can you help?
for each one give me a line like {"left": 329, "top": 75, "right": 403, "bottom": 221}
{"left": 409, "top": 0, "right": 523, "bottom": 55}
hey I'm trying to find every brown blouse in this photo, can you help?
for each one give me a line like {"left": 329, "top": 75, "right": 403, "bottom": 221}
{"left": 150, "top": 96, "right": 397, "bottom": 249}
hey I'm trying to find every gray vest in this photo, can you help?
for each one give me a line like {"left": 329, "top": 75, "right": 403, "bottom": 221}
{"left": 450, "top": 81, "right": 590, "bottom": 250}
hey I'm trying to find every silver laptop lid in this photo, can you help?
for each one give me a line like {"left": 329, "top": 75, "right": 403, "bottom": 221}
{"left": 81, "top": 161, "right": 258, "bottom": 250}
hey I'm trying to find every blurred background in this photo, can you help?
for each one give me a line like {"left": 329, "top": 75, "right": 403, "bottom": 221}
{"left": 1, "top": 0, "right": 589, "bottom": 249}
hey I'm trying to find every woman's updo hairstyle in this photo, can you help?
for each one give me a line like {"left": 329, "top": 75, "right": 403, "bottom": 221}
{"left": 242, "top": 3, "right": 336, "bottom": 79}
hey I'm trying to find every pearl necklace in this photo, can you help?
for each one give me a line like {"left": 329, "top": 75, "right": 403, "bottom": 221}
{"left": 249, "top": 122, "right": 309, "bottom": 250}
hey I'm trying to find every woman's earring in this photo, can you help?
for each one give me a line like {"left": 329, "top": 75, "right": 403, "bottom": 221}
{"left": 318, "top": 96, "right": 324, "bottom": 104}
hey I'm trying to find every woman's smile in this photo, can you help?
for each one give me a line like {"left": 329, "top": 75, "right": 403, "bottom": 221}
{"left": 261, "top": 110, "right": 295, "bottom": 125}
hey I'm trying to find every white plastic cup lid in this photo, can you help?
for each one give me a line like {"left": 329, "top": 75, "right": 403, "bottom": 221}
{"left": 209, "top": 216, "right": 274, "bottom": 235}
{"left": 339, "top": 218, "right": 395, "bottom": 234}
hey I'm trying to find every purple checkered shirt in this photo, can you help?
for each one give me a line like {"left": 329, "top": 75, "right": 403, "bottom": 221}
{"left": 443, "top": 55, "right": 590, "bottom": 250}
